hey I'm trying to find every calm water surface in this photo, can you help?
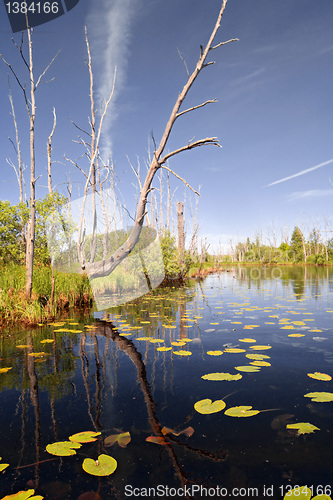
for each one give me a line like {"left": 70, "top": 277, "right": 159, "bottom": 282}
{"left": 0, "top": 266, "right": 333, "bottom": 499}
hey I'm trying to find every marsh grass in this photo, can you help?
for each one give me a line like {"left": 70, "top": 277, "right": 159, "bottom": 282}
{"left": 0, "top": 263, "right": 93, "bottom": 326}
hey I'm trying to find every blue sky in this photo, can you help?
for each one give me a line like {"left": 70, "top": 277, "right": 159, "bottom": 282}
{"left": 0, "top": 0, "right": 333, "bottom": 252}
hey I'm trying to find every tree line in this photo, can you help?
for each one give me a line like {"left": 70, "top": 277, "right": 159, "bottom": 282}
{"left": 221, "top": 225, "right": 333, "bottom": 265}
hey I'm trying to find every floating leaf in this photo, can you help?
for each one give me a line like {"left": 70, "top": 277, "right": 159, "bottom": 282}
{"left": 0, "top": 367, "right": 12, "bottom": 374}
{"left": 194, "top": 398, "right": 226, "bottom": 414}
{"left": 286, "top": 422, "right": 320, "bottom": 435}
{"left": 201, "top": 372, "right": 242, "bottom": 381}
{"left": 136, "top": 337, "right": 151, "bottom": 341}
{"left": 311, "top": 496, "right": 332, "bottom": 500}
{"left": 206, "top": 350, "right": 223, "bottom": 356}
{"left": 234, "top": 365, "right": 261, "bottom": 372}
{"left": 1, "top": 490, "right": 44, "bottom": 500}
{"left": 224, "top": 348, "right": 246, "bottom": 353}
{"left": 46, "top": 441, "right": 81, "bottom": 456}
{"left": 171, "top": 341, "right": 186, "bottom": 346}
{"left": 239, "top": 338, "right": 256, "bottom": 342}
{"left": 249, "top": 345, "right": 271, "bottom": 350}
{"left": 146, "top": 436, "right": 168, "bottom": 445}
{"left": 82, "top": 454, "right": 117, "bottom": 476}
{"left": 246, "top": 354, "right": 270, "bottom": 360}
{"left": 69, "top": 431, "right": 101, "bottom": 443}
{"left": 250, "top": 361, "right": 271, "bottom": 367}
{"left": 307, "top": 372, "right": 332, "bottom": 381}
{"left": 161, "top": 426, "right": 194, "bottom": 437}
{"left": 104, "top": 432, "right": 131, "bottom": 448}
{"left": 0, "top": 457, "right": 9, "bottom": 472}
{"left": 288, "top": 334, "right": 305, "bottom": 337}
{"left": 157, "top": 347, "right": 172, "bottom": 352}
{"left": 304, "top": 392, "right": 333, "bottom": 402}
{"left": 283, "top": 486, "right": 312, "bottom": 500}
{"left": 150, "top": 339, "right": 164, "bottom": 344}
{"left": 16, "top": 345, "right": 29, "bottom": 349}
{"left": 40, "top": 339, "right": 54, "bottom": 344}
{"left": 224, "top": 406, "right": 260, "bottom": 417}
{"left": 173, "top": 350, "right": 192, "bottom": 356}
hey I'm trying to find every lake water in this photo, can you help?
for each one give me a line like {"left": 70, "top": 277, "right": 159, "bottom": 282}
{"left": 0, "top": 266, "right": 333, "bottom": 499}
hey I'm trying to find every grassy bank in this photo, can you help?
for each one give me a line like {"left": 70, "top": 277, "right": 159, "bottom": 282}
{"left": 0, "top": 264, "right": 93, "bottom": 327}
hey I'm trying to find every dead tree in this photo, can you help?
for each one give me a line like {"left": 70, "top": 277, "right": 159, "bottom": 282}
{"left": 86, "top": 0, "right": 237, "bottom": 280}
{"left": 65, "top": 27, "right": 116, "bottom": 269}
{"left": 1, "top": 29, "right": 58, "bottom": 299}
{"left": 47, "top": 108, "right": 56, "bottom": 195}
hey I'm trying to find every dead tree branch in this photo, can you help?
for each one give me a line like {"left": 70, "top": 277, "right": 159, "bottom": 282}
{"left": 161, "top": 165, "right": 200, "bottom": 196}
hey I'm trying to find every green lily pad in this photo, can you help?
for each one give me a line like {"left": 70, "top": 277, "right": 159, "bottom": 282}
{"left": 1, "top": 490, "right": 44, "bottom": 500}
{"left": 104, "top": 431, "right": 131, "bottom": 448}
{"left": 286, "top": 422, "right": 320, "bottom": 435}
{"left": 246, "top": 354, "right": 270, "bottom": 360}
{"left": 224, "top": 406, "right": 260, "bottom": 417}
{"left": 250, "top": 361, "right": 271, "bottom": 366}
{"left": 201, "top": 372, "right": 242, "bottom": 381}
{"left": 304, "top": 392, "right": 333, "bottom": 402}
{"left": 283, "top": 486, "right": 312, "bottom": 500}
{"left": 69, "top": 431, "right": 101, "bottom": 443}
{"left": 82, "top": 454, "right": 117, "bottom": 476}
{"left": 234, "top": 365, "right": 261, "bottom": 372}
{"left": 173, "top": 350, "right": 192, "bottom": 356}
{"left": 46, "top": 441, "right": 81, "bottom": 456}
{"left": 224, "top": 348, "right": 246, "bottom": 353}
{"left": 307, "top": 372, "right": 332, "bottom": 381}
{"left": 194, "top": 398, "right": 226, "bottom": 414}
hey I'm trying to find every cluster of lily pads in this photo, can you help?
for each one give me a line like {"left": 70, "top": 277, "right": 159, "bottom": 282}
{"left": 0, "top": 431, "right": 121, "bottom": 499}
{"left": 188, "top": 304, "right": 333, "bottom": 438}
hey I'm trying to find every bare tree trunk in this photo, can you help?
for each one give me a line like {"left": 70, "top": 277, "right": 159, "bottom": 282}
{"left": 8, "top": 82, "right": 25, "bottom": 203}
{"left": 25, "top": 27, "right": 37, "bottom": 300}
{"left": 8, "top": 81, "right": 26, "bottom": 250}
{"left": 47, "top": 107, "right": 56, "bottom": 195}
{"left": 177, "top": 201, "right": 185, "bottom": 269}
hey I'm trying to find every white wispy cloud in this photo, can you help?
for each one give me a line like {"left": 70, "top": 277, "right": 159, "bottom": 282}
{"left": 233, "top": 68, "right": 265, "bottom": 86}
{"left": 265, "top": 158, "right": 333, "bottom": 187}
{"left": 288, "top": 189, "right": 333, "bottom": 201}
{"left": 85, "top": 0, "right": 140, "bottom": 156}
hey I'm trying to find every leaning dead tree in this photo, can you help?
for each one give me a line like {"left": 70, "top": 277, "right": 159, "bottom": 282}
{"left": 86, "top": 0, "right": 237, "bottom": 280}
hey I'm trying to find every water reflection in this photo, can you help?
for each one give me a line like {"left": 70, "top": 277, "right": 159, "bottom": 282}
{"left": 0, "top": 267, "right": 333, "bottom": 498}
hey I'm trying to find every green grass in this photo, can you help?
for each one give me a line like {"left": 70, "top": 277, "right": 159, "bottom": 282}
{"left": 0, "top": 263, "right": 94, "bottom": 326}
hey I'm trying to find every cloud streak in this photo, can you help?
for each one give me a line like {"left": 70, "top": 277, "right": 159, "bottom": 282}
{"left": 288, "top": 189, "right": 333, "bottom": 201}
{"left": 86, "top": 0, "right": 140, "bottom": 156}
{"left": 265, "top": 158, "right": 333, "bottom": 187}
